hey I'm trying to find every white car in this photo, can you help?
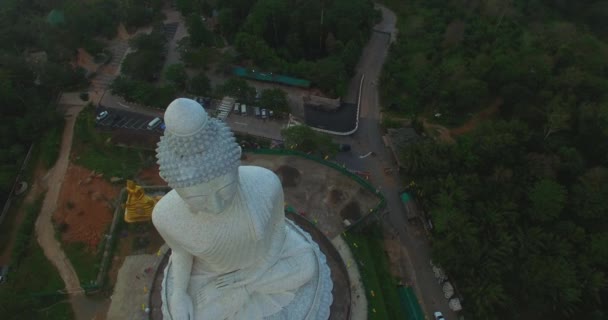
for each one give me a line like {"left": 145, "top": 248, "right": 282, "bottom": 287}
{"left": 96, "top": 111, "right": 109, "bottom": 121}
{"left": 434, "top": 311, "right": 445, "bottom": 320}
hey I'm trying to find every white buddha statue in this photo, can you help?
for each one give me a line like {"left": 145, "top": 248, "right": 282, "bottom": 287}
{"left": 152, "top": 98, "right": 332, "bottom": 320}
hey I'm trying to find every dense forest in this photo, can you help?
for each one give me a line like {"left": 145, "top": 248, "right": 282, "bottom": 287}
{"left": 212, "top": 0, "right": 378, "bottom": 96}
{"left": 381, "top": 0, "right": 608, "bottom": 318}
{"left": 0, "top": 0, "right": 163, "bottom": 205}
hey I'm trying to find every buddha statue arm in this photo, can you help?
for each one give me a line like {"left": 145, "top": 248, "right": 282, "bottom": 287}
{"left": 165, "top": 249, "right": 194, "bottom": 320}
{"left": 152, "top": 199, "right": 195, "bottom": 320}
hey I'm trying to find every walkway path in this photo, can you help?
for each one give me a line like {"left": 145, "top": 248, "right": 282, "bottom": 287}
{"left": 34, "top": 105, "right": 84, "bottom": 299}
{"left": 34, "top": 104, "right": 109, "bottom": 320}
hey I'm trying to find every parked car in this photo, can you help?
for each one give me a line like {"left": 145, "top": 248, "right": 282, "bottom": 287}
{"left": 338, "top": 143, "right": 351, "bottom": 152}
{"left": 96, "top": 110, "right": 109, "bottom": 121}
{"left": 0, "top": 265, "right": 10, "bottom": 284}
{"left": 254, "top": 106, "right": 261, "bottom": 117}
{"left": 434, "top": 311, "right": 445, "bottom": 320}
{"left": 269, "top": 110, "right": 274, "bottom": 117}
{"left": 261, "top": 108, "right": 268, "bottom": 119}
{"left": 147, "top": 117, "right": 163, "bottom": 130}
{"left": 233, "top": 103, "right": 240, "bottom": 114}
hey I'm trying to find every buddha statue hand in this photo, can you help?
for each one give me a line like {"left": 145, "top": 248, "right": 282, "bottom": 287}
{"left": 195, "top": 281, "right": 250, "bottom": 319}
{"left": 215, "top": 268, "right": 262, "bottom": 289}
{"left": 168, "top": 291, "right": 194, "bottom": 320}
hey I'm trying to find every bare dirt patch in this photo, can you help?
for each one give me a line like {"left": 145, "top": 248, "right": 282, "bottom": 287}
{"left": 243, "top": 154, "right": 381, "bottom": 238}
{"left": 54, "top": 164, "right": 167, "bottom": 251}
{"left": 76, "top": 48, "right": 100, "bottom": 74}
{"left": 54, "top": 164, "right": 120, "bottom": 248}
{"left": 421, "top": 98, "right": 503, "bottom": 143}
{"left": 449, "top": 98, "right": 502, "bottom": 136}
{"left": 327, "top": 188, "right": 346, "bottom": 205}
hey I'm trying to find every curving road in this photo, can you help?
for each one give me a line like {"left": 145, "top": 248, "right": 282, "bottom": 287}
{"left": 335, "top": 4, "right": 460, "bottom": 319}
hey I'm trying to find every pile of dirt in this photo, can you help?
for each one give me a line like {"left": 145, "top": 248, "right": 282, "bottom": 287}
{"left": 274, "top": 165, "right": 301, "bottom": 187}
{"left": 339, "top": 201, "right": 362, "bottom": 221}
{"left": 54, "top": 165, "right": 120, "bottom": 249}
{"left": 327, "top": 188, "right": 345, "bottom": 205}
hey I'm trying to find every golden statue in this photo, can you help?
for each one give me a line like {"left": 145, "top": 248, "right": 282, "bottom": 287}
{"left": 124, "top": 180, "right": 158, "bottom": 223}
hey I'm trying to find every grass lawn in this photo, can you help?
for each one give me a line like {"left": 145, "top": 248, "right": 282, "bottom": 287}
{"left": 0, "top": 241, "right": 74, "bottom": 319}
{"left": 0, "top": 193, "right": 74, "bottom": 319}
{"left": 39, "top": 118, "right": 65, "bottom": 169}
{"left": 62, "top": 242, "right": 99, "bottom": 286}
{"left": 72, "top": 104, "right": 154, "bottom": 179}
{"left": 344, "top": 224, "right": 404, "bottom": 320}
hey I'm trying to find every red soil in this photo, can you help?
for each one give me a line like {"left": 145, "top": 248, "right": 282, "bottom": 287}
{"left": 53, "top": 164, "right": 119, "bottom": 249}
{"left": 53, "top": 164, "right": 167, "bottom": 250}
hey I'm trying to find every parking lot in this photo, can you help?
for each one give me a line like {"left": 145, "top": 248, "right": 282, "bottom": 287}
{"left": 96, "top": 97, "right": 288, "bottom": 141}
{"left": 95, "top": 107, "right": 165, "bottom": 134}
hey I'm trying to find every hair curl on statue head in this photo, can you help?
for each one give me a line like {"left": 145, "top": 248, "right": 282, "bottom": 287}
{"left": 156, "top": 99, "right": 240, "bottom": 188}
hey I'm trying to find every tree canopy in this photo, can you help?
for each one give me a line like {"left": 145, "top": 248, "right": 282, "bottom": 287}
{"left": 383, "top": 1, "right": 608, "bottom": 318}
{"left": 281, "top": 125, "right": 337, "bottom": 157}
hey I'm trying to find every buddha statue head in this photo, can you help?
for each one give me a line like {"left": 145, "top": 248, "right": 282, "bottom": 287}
{"left": 156, "top": 98, "right": 241, "bottom": 214}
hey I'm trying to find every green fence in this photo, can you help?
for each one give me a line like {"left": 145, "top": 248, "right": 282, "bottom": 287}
{"left": 398, "top": 286, "right": 425, "bottom": 320}
{"left": 233, "top": 67, "right": 311, "bottom": 88}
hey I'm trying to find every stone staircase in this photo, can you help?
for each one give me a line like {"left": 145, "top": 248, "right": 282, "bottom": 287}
{"left": 216, "top": 97, "right": 235, "bottom": 121}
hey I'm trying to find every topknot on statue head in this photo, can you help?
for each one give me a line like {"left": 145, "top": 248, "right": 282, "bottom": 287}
{"left": 156, "top": 98, "right": 241, "bottom": 188}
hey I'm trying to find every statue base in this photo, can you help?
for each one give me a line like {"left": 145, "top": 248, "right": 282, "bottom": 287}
{"left": 149, "top": 215, "right": 352, "bottom": 319}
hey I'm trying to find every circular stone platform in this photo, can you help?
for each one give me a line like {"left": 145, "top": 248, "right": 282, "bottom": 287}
{"left": 149, "top": 213, "right": 351, "bottom": 320}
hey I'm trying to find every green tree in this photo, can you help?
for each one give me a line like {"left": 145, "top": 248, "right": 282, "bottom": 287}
{"left": 164, "top": 63, "right": 188, "bottom": 89}
{"left": 186, "top": 14, "right": 213, "bottom": 47}
{"left": 571, "top": 167, "right": 608, "bottom": 221}
{"left": 188, "top": 72, "right": 211, "bottom": 96}
{"left": 121, "top": 50, "right": 163, "bottom": 81}
{"left": 259, "top": 88, "right": 288, "bottom": 113}
{"left": 281, "top": 125, "right": 337, "bottom": 156}
{"left": 528, "top": 179, "right": 567, "bottom": 222}
{"left": 216, "top": 78, "right": 255, "bottom": 102}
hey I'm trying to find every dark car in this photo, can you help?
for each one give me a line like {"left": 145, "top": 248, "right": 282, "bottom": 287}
{"left": 0, "top": 265, "right": 10, "bottom": 284}
{"left": 338, "top": 143, "right": 351, "bottom": 152}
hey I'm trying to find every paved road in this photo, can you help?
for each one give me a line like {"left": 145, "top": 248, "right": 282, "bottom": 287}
{"left": 336, "top": 4, "right": 459, "bottom": 319}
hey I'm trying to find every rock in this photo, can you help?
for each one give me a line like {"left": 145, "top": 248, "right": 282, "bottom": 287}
{"left": 110, "top": 177, "right": 123, "bottom": 183}
{"left": 84, "top": 177, "right": 92, "bottom": 184}
{"left": 91, "top": 191, "right": 103, "bottom": 201}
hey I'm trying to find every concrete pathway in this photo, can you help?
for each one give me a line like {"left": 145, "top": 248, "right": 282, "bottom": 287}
{"left": 331, "top": 236, "right": 368, "bottom": 320}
